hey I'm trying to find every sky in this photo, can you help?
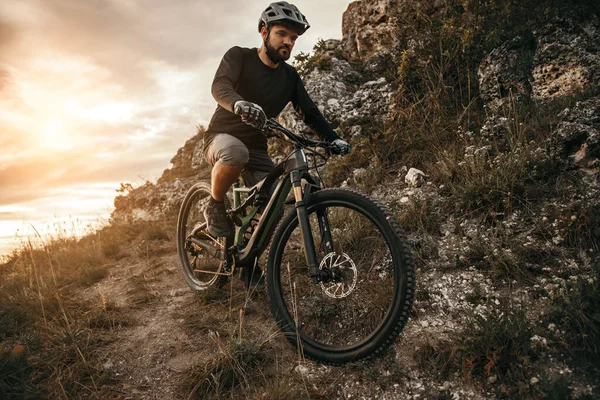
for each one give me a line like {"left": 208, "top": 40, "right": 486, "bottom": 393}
{"left": 0, "top": 0, "right": 354, "bottom": 256}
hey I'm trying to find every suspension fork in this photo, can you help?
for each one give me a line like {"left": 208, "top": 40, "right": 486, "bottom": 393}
{"left": 290, "top": 170, "right": 322, "bottom": 283}
{"left": 317, "top": 209, "right": 334, "bottom": 254}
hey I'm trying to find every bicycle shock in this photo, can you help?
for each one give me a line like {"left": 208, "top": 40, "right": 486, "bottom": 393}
{"left": 243, "top": 216, "right": 260, "bottom": 241}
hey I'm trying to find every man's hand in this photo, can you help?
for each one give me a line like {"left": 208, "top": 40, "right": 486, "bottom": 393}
{"left": 331, "top": 138, "right": 350, "bottom": 155}
{"left": 234, "top": 101, "right": 267, "bottom": 129}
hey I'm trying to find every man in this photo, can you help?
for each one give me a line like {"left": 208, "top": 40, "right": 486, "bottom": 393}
{"left": 203, "top": 1, "right": 350, "bottom": 239}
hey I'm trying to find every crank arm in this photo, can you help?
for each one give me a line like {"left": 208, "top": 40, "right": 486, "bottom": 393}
{"left": 192, "top": 267, "right": 235, "bottom": 277}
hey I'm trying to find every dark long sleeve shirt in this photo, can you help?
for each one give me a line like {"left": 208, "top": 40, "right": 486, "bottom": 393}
{"left": 204, "top": 46, "right": 339, "bottom": 151}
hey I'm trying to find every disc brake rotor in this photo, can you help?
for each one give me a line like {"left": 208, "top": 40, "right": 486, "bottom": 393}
{"left": 319, "top": 252, "right": 357, "bottom": 298}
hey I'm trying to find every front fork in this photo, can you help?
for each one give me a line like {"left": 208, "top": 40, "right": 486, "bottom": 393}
{"left": 290, "top": 171, "right": 334, "bottom": 283}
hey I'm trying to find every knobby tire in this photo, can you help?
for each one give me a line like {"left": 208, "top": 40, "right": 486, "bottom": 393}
{"left": 266, "top": 188, "right": 415, "bottom": 364}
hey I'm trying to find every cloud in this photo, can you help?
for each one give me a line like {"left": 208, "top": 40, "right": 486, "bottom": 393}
{"left": 0, "top": 0, "right": 353, "bottom": 253}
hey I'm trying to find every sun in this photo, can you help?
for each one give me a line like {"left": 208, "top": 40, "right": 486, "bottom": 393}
{"left": 40, "top": 120, "right": 73, "bottom": 150}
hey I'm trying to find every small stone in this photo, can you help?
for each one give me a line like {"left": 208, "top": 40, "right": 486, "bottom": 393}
{"left": 530, "top": 377, "right": 540, "bottom": 385}
{"left": 405, "top": 168, "right": 428, "bottom": 187}
{"left": 488, "top": 375, "right": 497, "bottom": 384}
{"left": 296, "top": 365, "right": 310, "bottom": 375}
{"left": 571, "top": 215, "right": 577, "bottom": 221}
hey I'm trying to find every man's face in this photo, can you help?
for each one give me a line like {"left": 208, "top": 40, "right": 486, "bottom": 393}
{"left": 262, "top": 24, "right": 300, "bottom": 62}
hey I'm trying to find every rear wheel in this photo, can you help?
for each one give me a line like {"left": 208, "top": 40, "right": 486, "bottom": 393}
{"left": 266, "top": 188, "right": 414, "bottom": 364}
{"left": 177, "top": 181, "right": 228, "bottom": 292}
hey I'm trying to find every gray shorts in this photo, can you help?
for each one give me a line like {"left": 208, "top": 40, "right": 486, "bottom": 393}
{"left": 204, "top": 133, "right": 275, "bottom": 187}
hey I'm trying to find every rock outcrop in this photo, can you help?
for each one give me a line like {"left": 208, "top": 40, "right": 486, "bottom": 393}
{"left": 478, "top": 35, "right": 536, "bottom": 110}
{"left": 341, "top": 0, "right": 399, "bottom": 61}
{"left": 478, "top": 13, "right": 600, "bottom": 110}
{"left": 554, "top": 96, "right": 600, "bottom": 179}
{"left": 532, "top": 14, "right": 600, "bottom": 100}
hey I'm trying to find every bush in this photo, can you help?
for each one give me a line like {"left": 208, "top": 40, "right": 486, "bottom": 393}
{"left": 545, "top": 262, "right": 600, "bottom": 370}
{"left": 417, "top": 303, "right": 539, "bottom": 398}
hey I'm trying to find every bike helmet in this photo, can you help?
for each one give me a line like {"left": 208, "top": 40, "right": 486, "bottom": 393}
{"left": 258, "top": 2, "right": 310, "bottom": 35}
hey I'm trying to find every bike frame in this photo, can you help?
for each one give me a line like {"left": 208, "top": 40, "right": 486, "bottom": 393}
{"left": 188, "top": 119, "right": 335, "bottom": 282}
{"left": 231, "top": 147, "right": 323, "bottom": 276}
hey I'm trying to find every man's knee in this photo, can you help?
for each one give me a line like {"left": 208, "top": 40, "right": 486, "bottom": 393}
{"left": 216, "top": 145, "right": 249, "bottom": 166}
{"left": 205, "top": 134, "right": 250, "bottom": 167}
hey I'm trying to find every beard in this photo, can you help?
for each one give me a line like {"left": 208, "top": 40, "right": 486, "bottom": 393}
{"left": 264, "top": 36, "right": 291, "bottom": 63}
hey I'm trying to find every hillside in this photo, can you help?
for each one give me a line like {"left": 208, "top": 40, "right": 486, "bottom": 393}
{"left": 2, "top": 0, "right": 600, "bottom": 398}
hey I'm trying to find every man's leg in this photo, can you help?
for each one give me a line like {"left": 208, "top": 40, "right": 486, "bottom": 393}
{"left": 203, "top": 134, "right": 250, "bottom": 237}
{"left": 211, "top": 162, "right": 244, "bottom": 201}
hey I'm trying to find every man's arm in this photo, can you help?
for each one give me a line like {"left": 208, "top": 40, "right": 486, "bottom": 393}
{"left": 292, "top": 75, "right": 340, "bottom": 142}
{"left": 211, "top": 47, "right": 245, "bottom": 113}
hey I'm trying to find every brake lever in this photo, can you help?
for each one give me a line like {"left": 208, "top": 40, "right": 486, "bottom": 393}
{"left": 257, "top": 119, "right": 273, "bottom": 137}
{"left": 260, "top": 126, "right": 279, "bottom": 138}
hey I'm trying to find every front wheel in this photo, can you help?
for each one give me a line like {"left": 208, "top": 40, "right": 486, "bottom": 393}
{"left": 266, "top": 188, "right": 415, "bottom": 364}
{"left": 177, "top": 181, "right": 228, "bottom": 292}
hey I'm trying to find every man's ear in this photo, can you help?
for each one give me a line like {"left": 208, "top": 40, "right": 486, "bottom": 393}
{"left": 260, "top": 25, "right": 268, "bottom": 41}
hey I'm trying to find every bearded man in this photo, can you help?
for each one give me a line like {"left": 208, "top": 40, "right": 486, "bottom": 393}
{"left": 202, "top": 1, "right": 350, "bottom": 241}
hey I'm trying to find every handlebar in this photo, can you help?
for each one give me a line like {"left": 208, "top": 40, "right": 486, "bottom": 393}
{"left": 260, "top": 118, "right": 335, "bottom": 153}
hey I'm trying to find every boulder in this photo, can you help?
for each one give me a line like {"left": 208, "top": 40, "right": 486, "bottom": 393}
{"left": 479, "top": 13, "right": 600, "bottom": 109}
{"left": 531, "top": 14, "right": 600, "bottom": 100}
{"left": 341, "top": 0, "right": 398, "bottom": 61}
{"left": 478, "top": 35, "right": 535, "bottom": 110}
{"left": 554, "top": 96, "right": 600, "bottom": 177}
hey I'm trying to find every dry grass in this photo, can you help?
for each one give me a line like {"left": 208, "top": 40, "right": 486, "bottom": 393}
{"left": 178, "top": 278, "right": 316, "bottom": 400}
{"left": 0, "top": 219, "right": 169, "bottom": 397}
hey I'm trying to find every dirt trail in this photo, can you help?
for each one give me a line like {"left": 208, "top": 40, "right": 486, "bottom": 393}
{"left": 84, "top": 241, "right": 208, "bottom": 399}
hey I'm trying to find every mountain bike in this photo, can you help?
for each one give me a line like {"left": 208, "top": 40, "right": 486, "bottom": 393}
{"left": 176, "top": 118, "right": 415, "bottom": 364}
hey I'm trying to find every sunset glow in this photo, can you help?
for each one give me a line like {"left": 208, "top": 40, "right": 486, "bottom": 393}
{"left": 0, "top": 0, "right": 351, "bottom": 256}
{"left": 40, "top": 120, "right": 73, "bottom": 150}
